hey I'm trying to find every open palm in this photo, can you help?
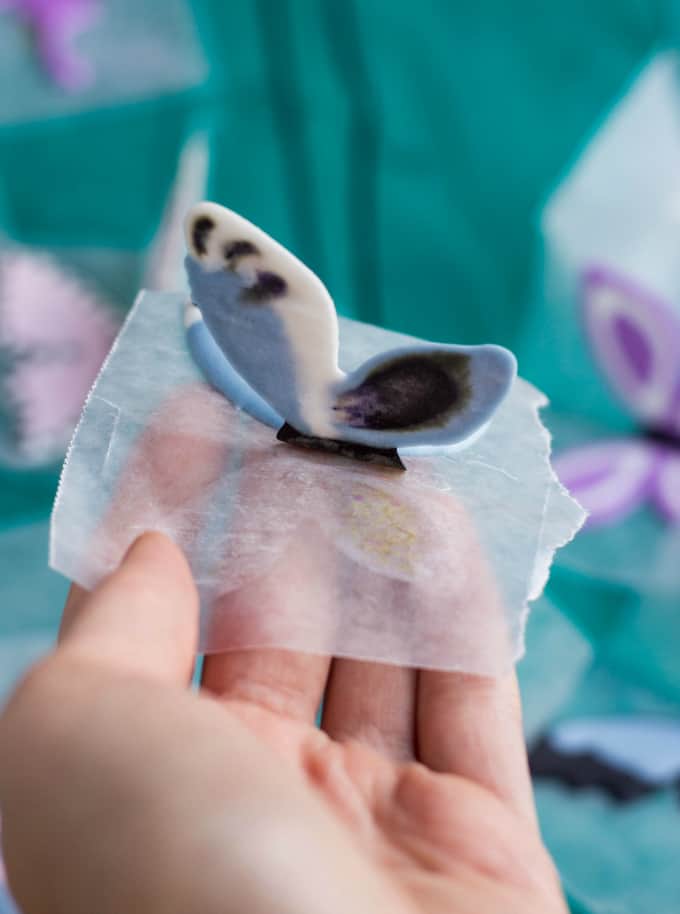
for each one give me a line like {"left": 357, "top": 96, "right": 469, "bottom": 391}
{"left": 0, "top": 534, "right": 566, "bottom": 914}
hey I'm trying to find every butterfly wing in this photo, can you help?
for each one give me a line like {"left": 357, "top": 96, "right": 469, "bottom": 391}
{"left": 332, "top": 343, "right": 517, "bottom": 449}
{"left": 651, "top": 451, "right": 680, "bottom": 524}
{"left": 583, "top": 267, "right": 680, "bottom": 435}
{"left": 554, "top": 438, "right": 660, "bottom": 527}
{"left": 185, "top": 202, "right": 343, "bottom": 438}
{"left": 184, "top": 301, "right": 283, "bottom": 429}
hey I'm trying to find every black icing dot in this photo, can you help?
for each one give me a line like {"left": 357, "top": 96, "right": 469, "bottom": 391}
{"left": 224, "top": 239, "right": 259, "bottom": 261}
{"left": 258, "top": 271, "right": 287, "bottom": 295}
{"left": 192, "top": 216, "right": 215, "bottom": 255}
{"left": 242, "top": 270, "right": 288, "bottom": 303}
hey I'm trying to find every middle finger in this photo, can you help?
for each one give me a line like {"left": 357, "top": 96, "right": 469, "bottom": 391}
{"left": 321, "top": 659, "right": 417, "bottom": 761}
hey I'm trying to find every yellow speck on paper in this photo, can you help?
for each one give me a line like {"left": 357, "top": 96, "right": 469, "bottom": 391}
{"left": 339, "top": 484, "right": 419, "bottom": 574}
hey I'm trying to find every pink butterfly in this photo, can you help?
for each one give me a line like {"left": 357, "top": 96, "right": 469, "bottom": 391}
{"left": 555, "top": 267, "right": 680, "bottom": 527}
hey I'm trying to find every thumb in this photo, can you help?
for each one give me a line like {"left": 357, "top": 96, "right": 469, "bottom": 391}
{"left": 59, "top": 532, "right": 199, "bottom": 685}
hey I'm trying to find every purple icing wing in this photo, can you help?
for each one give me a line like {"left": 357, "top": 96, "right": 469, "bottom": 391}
{"left": 651, "top": 451, "right": 680, "bottom": 524}
{"left": 583, "top": 267, "right": 680, "bottom": 436}
{"left": 554, "top": 439, "right": 660, "bottom": 527}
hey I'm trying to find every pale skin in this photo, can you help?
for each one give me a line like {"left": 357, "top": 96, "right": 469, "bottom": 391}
{"left": 0, "top": 533, "right": 567, "bottom": 914}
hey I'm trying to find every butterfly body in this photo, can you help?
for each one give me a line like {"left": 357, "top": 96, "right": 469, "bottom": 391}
{"left": 184, "top": 202, "right": 516, "bottom": 458}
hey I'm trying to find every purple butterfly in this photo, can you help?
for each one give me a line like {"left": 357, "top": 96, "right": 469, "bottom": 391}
{"left": 0, "top": 0, "right": 100, "bottom": 91}
{"left": 555, "top": 266, "right": 680, "bottom": 526}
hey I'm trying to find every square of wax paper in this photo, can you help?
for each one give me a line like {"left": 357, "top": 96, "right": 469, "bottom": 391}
{"left": 51, "top": 291, "right": 584, "bottom": 674}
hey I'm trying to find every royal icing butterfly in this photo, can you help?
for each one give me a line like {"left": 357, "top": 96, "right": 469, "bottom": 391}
{"left": 183, "top": 202, "right": 517, "bottom": 469}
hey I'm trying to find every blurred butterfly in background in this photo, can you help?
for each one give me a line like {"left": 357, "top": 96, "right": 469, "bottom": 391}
{"left": 0, "top": 0, "right": 101, "bottom": 91}
{"left": 0, "top": 129, "right": 209, "bottom": 468}
{"left": 530, "top": 715, "right": 680, "bottom": 804}
{"left": 555, "top": 266, "right": 680, "bottom": 526}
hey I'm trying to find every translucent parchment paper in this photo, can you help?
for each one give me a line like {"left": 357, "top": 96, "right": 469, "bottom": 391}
{"left": 50, "top": 291, "right": 584, "bottom": 673}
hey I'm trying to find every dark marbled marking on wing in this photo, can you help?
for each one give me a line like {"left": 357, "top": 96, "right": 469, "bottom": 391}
{"left": 224, "top": 239, "right": 259, "bottom": 262}
{"left": 335, "top": 352, "right": 472, "bottom": 431}
{"left": 241, "top": 270, "right": 288, "bottom": 304}
{"left": 192, "top": 216, "right": 215, "bottom": 255}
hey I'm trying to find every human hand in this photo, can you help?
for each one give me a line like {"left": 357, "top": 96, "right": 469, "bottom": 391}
{"left": 0, "top": 533, "right": 566, "bottom": 914}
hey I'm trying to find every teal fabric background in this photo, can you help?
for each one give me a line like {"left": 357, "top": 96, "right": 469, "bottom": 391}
{"left": 0, "top": 0, "right": 670, "bottom": 520}
{"left": 1, "top": 3, "right": 679, "bottom": 913}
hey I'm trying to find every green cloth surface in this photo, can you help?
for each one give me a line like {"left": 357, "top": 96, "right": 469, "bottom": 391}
{"left": 0, "top": 0, "right": 667, "bottom": 513}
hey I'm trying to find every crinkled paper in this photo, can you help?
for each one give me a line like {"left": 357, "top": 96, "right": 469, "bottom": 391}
{"left": 50, "top": 291, "right": 584, "bottom": 673}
